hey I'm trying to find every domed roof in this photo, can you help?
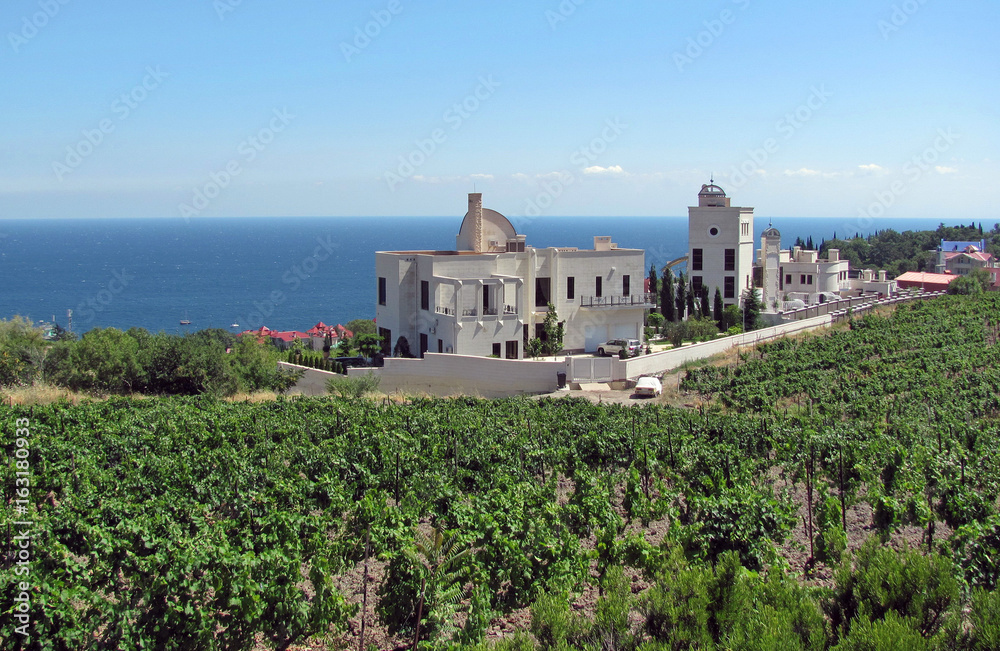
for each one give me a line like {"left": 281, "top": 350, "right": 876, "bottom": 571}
{"left": 456, "top": 208, "right": 517, "bottom": 251}
{"left": 699, "top": 183, "right": 726, "bottom": 197}
{"left": 763, "top": 227, "right": 781, "bottom": 239}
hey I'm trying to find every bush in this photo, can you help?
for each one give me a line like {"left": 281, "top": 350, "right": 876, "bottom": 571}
{"left": 816, "top": 495, "right": 847, "bottom": 565}
{"left": 326, "top": 372, "right": 381, "bottom": 399}
{"left": 827, "top": 540, "right": 959, "bottom": 642}
{"left": 530, "top": 591, "right": 588, "bottom": 649}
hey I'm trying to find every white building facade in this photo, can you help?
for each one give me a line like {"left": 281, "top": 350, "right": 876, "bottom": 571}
{"left": 687, "top": 182, "right": 755, "bottom": 308}
{"left": 375, "top": 193, "right": 653, "bottom": 358}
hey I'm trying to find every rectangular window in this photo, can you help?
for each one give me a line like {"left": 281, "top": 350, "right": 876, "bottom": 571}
{"left": 438, "top": 339, "right": 443, "bottom": 353}
{"left": 807, "top": 274, "right": 813, "bottom": 285}
{"left": 535, "top": 277, "right": 551, "bottom": 307}
{"left": 378, "top": 327, "right": 391, "bottom": 355}
{"left": 596, "top": 276, "right": 603, "bottom": 297}
{"left": 724, "top": 248, "right": 736, "bottom": 271}
{"left": 800, "top": 274, "right": 806, "bottom": 285}
{"left": 505, "top": 340, "right": 519, "bottom": 359}
{"left": 419, "top": 333, "right": 428, "bottom": 358}
{"left": 483, "top": 285, "right": 490, "bottom": 311}
{"left": 692, "top": 275, "right": 703, "bottom": 294}
{"left": 784, "top": 274, "right": 792, "bottom": 286}
{"left": 492, "top": 342, "right": 501, "bottom": 357}
{"left": 378, "top": 277, "right": 387, "bottom": 305}
{"left": 567, "top": 276, "right": 575, "bottom": 300}
{"left": 420, "top": 280, "right": 429, "bottom": 311}
{"left": 692, "top": 248, "right": 703, "bottom": 271}
{"left": 622, "top": 274, "right": 630, "bottom": 296}
{"left": 724, "top": 276, "right": 735, "bottom": 299}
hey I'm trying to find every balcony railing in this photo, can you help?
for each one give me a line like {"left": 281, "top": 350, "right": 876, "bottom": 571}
{"left": 579, "top": 292, "right": 657, "bottom": 308}
{"left": 503, "top": 304, "right": 518, "bottom": 315}
{"left": 435, "top": 306, "right": 455, "bottom": 316}
{"left": 462, "top": 308, "right": 478, "bottom": 317}
{"left": 483, "top": 307, "right": 498, "bottom": 316}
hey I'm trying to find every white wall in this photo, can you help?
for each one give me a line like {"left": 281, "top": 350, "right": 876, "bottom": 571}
{"left": 346, "top": 353, "right": 568, "bottom": 398}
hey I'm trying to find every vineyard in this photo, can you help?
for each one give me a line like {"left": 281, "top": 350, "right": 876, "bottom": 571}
{"left": 3, "top": 294, "right": 1000, "bottom": 649}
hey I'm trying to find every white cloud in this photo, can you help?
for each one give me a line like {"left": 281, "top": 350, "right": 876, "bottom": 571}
{"left": 782, "top": 167, "right": 852, "bottom": 178}
{"left": 582, "top": 165, "right": 627, "bottom": 176}
{"left": 469, "top": 173, "right": 494, "bottom": 181}
{"left": 935, "top": 166, "right": 958, "bottom": 174}
{"left": 857, "top": 163, "right": 885, "bottom": 175}
{"left": 783, "top": 168, "right": 822, "bottom": 177}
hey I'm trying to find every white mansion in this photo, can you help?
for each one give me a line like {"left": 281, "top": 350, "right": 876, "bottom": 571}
{"left": 374, "top": 193, "right": 653, "bottom": 358}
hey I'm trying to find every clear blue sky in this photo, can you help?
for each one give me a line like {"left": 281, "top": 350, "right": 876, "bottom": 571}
{"left": 1, "top": 0, "right": 996, "bottom": 220}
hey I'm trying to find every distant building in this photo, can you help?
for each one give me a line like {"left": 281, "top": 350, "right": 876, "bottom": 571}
{"left": 756, "top": 228, "right": 897, "bottom": 311}
{"left": 687, "top": 182, "right": 754, "bottom": 307}
{"left": 375, "top": 193, "right": 653, "bottom": 358}
{"left": 757, "top": 226, "right": 851, "bottom": 310}
{"left": 895, "top": 271, "right": 960, "bottom": 292}
{"left": 934, "top": 240, "right": 995, "bottom": 275}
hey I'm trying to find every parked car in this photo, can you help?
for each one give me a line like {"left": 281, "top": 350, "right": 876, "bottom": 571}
{"left": 597, "top": 338, "right": 642, "bottom": 357}
{"left": 634, "top": 376, "right": 662, "bottom": 397}
{"left": 331, "top": 356, "right": 368, "bottom": 369}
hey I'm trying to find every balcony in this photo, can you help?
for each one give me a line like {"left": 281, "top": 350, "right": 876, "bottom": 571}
{"left": 435, "top": 306, "right": 455, "bottom": 316}
{"left": 579, "top": 292, "right": 657, "bottom": 308}
{"left": 483, "top": 307, "right": 498, "bottom": 316}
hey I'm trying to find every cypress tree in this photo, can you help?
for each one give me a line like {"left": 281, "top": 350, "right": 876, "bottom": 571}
{"left": 687, "top": 282, "right": 696, "bottom": 319}
{"left": 675, "top": 272, "right": 686, "bottom": 321}
{"left": 661, "top": 268, "right": 675, "bottom": 322}
{"left": 714, "top": 288, "right": 724, "bottom": 330}
{"left": 700, "top": 285, "right": 711, "bottom": 319}
{"left": 648, "top": 263, "right": 659, "bottom": 312}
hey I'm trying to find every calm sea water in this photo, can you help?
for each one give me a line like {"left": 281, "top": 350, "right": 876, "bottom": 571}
{"left": 0, "top": 215, "right": 947, "bottom": 334}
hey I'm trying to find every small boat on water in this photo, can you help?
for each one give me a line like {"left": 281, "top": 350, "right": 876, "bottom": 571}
{"left": 180, "top": 319, "right": 191, "bottom": 325}
{"left": 231, "top": 322, "right": 239, "bottom": 328}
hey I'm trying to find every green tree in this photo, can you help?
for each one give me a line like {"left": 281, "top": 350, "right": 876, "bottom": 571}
{"left": 354, "top": 333, "right": 384, "bottom": 358}
{"left": 647, "top": 311, "right": 665, "bottom": 334}
{"left": 714, "top": 288, "right": 725, "bottom": 330}
{"left": 346, "top": 318, "right": 377, "bottom": 337}
{"left": 947, "top": 268, "right": 992, "bottom": 295}
{"left": 686, "top": 282, "right": 697, "bottom": 318}
{"left": 700, "top": 285, "right": 711, "bottom": 319}
{"left": 541, "top": 303, "right": 564, "bottom": 355}
{"left": 648, "top": 263, "right": 659, "bottom": 311}
{"left": 741, "top": 288, "right": 763, "bottom": 332}
{"left": 675, "top": 272, "right": 686, "bottom": 321}
{"left": 661, "top": 268, "right": 675, "bottom": 322}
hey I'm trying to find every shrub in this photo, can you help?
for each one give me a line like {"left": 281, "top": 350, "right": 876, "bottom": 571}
{"left": 326, "top": 373, "right": 381, "bottom": 399}
{"left": 816, "top": 495, "right": 847, "bottom": 565}
{"left": 827, "top": 540, "right": 959, "bottom": 642}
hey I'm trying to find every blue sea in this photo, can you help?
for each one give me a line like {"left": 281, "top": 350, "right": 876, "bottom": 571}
{"left": 0, "top": 215, "right": 949, "bottom": 335}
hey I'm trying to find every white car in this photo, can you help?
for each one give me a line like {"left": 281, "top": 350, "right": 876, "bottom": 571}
{"left": 634, "top": 376, "right": 662, "bottom": 397}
